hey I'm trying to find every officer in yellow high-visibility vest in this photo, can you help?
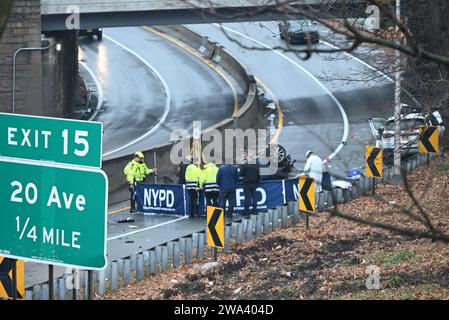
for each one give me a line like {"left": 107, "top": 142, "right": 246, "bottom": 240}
{"left": 185, "top": 162, "right": 203, "bottom": 218}
{"left": 124, "top": 151, "right": 156, "bottom": 213}
{"left": 202, "top": 161, "right": 219, "bottom": 207}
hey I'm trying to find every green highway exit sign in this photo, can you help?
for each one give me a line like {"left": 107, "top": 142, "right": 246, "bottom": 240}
{"left": 0, "top": 157, "right": 108, "bottom": 270}
{"left": 0, "top": 113, "right": 102, "bottom": 168}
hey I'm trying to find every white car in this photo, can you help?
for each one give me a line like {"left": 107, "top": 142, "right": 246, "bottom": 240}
{"left": 368, "top": 110, "right": 444, "bottom": 162}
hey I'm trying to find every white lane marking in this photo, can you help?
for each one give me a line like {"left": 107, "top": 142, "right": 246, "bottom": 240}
{"left": 107, "top": 216, "right": 189, "bottom": 241}
{"left": 102, "top": 34, "right": 172, "bottom": 158}
{"left": 79, "top": 60, "right": 104, "bottom": 121}
{"left": 214, "top": 24, "right": 349, "bottom": 161}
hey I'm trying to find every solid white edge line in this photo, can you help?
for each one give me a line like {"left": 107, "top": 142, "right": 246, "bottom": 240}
{"left": 319, "top": 39, "right": 394, "bottom": 83}
{"left": 214, "top": 24, "right": 349, "bottom": 161}
{"left": 107, "top": 216, "right": 189, "bottom": 241}
{"left": 79, "top": 60, "right": 104, "bottom": 121}
{"left": 102, "top": 34, "right": 172, "bottom": 158}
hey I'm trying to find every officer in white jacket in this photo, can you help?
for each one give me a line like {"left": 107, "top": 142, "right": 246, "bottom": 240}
{"left": 303, "top": 150, "right": 323, "bottom": 193}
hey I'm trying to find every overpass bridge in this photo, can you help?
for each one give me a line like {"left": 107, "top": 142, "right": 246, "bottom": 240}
{"left": 41, "top": 0, "right": 369, "bottom": 31}
{"left": 0, "top": 0, "right": 370, "bottom": 118}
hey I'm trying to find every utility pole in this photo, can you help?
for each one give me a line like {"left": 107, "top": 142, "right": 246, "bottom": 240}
{"left": 393, "top": 0, "right": 402, "bottom": 183}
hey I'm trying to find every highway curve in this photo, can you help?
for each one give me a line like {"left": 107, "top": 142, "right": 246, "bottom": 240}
{"left": 191, "top": 22, "right": 393, "bottom": 177}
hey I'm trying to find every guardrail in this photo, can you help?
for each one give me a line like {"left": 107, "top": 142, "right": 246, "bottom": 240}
{"left": 102, "top": 25, "right": 263, "bottom": 205}
{"left": 26, "top": 153, "right": 436, "bottom": 299}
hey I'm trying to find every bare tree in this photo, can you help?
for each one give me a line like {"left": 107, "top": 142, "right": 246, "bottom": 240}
{"left": 191, "top": 0, "right": 449, "bottom": 242}
{"left": 0, "top": 0, "right": 13, "bottom": 39}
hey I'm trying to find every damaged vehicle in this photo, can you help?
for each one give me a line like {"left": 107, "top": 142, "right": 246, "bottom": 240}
{"left": 259, "top": 144, "right": 297, "bottom": 180}
{"left": 368, "top": 106, "right": 444, "bottom": 163}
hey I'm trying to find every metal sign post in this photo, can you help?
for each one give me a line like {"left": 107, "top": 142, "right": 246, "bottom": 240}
{"left": 87, "top": 270, "right": 93, "bottom": 300}
{"left": 49, "top": 265, "right": 54, "bottom": 300}
{"left": 212, "top": 247, "right": 218, "bottom": 262}
{"left": 72, "top": 269, "right": 77, "bottom": 301}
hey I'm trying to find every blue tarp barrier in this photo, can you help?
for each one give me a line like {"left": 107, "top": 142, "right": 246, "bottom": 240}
{"left": 136, "top": 183, "right": 187, "bottom": 215}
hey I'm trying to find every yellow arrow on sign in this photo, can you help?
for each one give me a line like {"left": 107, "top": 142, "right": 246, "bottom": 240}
{"left": 365, "top": 145, "right": 383, "bottom": 178}
{"left": 0, "top": 257, "right": 25, "bottom": 300}
{"left": 207, "top": 206, "right": 224, "bottom": 249}
{"left": 418, "top": 126, "right": 439, "bottom": 154}
{"left": 299, "top": 176, "right": 316, "bottom": 213}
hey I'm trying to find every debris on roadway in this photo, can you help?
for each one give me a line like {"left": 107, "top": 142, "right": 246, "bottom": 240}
{"left": 100, "top": 155, "right": 449, "bottom": 300}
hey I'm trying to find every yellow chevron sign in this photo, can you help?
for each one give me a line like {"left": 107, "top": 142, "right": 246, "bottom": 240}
{"left": 419, "top": 126, "right": 439, "bottom": 154}
{"left": 299, "top": 176, "right": 316, "bottom": 213}
{"left": 366, "top": 145, "right": 383, "bottom": 178}
{"left": 0, "top": 257, "right": 25, "bottom": 300}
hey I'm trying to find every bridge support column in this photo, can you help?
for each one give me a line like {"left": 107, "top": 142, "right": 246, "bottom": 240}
{"left": 0, "top": 0, "right": 78, "bottom": 117}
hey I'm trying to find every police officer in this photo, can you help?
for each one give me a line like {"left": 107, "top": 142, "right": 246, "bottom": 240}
{"left": 239, "top": 152, "right": 260, "bottom": 216}
{"left": 202, "top": 161, "right": 220, "bottom": 207}
{"left": 178, "top": 155, "right": 192, "bottom": 185}
{"left": 123, "top": 151, "right": 156, "bottom": 213}
{"left": 185, "top": 161, "right": 203, "bottom": 218}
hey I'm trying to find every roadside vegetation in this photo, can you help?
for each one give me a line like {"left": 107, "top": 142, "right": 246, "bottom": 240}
{"left": 102, "top": 154, "right": 449, "bottom": 300}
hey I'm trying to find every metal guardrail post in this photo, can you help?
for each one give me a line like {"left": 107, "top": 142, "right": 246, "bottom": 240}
{"left": 246, "top": 220, "right": 254, "bottom": 240}
{"left": 272, "top": 209, "right": 279, "bottom": 230}
{"left": 32, "top": 284, "right": 41, "bottom": 300}
{"left": 197, "top": 233, "right": 205, "bottom": 259}
{"left": 155, "top": 246, "right": 162, "bottom": 272}
{"left": 173, "top": 242, "right": 180, "bottom": 268}
{"left": 117, "top": 259, "right": 124, "bottom": 275}
{"left": 97, "top": 270, "right": 106, "bottom": 297}
{"left": 58, "top": 277, "right": 66, "bottom": 300}
{"left": 281, "top": 206, "right": 288, "bottom": 228}
{"left": 255, "top": 213, "right": 262, "bottom": 237}
{"left": 111, "top": 262, "right": 118, "bottom": 290}
{"left": 236, "top": 222, "right": 244, "bottom": 244}
{"left": 162, "top": 246, "right": 169, "bottom": 272}
{"left": 149, "top": 250, "right": 156, "bottom": 273}
{"left": 41, "top": 284, "right": 49, "bottom": 300}
{"left": 185, "top": 238, "right": 193, "bottom": 264}
{"left": 123, "top": 259, "right": 131, "bottom": 286}
{"left": 224, "top": 226, "right": 231, "bottom": 252}
{"left": 136, "top": 254, "right": 144, "bottom": 281}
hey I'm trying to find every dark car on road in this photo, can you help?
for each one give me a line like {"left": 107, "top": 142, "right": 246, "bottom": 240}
{"left": 278, "top": 20, "right": 320, "bottom": 44}
{"left": 79, "top": 28, "right": 103, "bottom": 40}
